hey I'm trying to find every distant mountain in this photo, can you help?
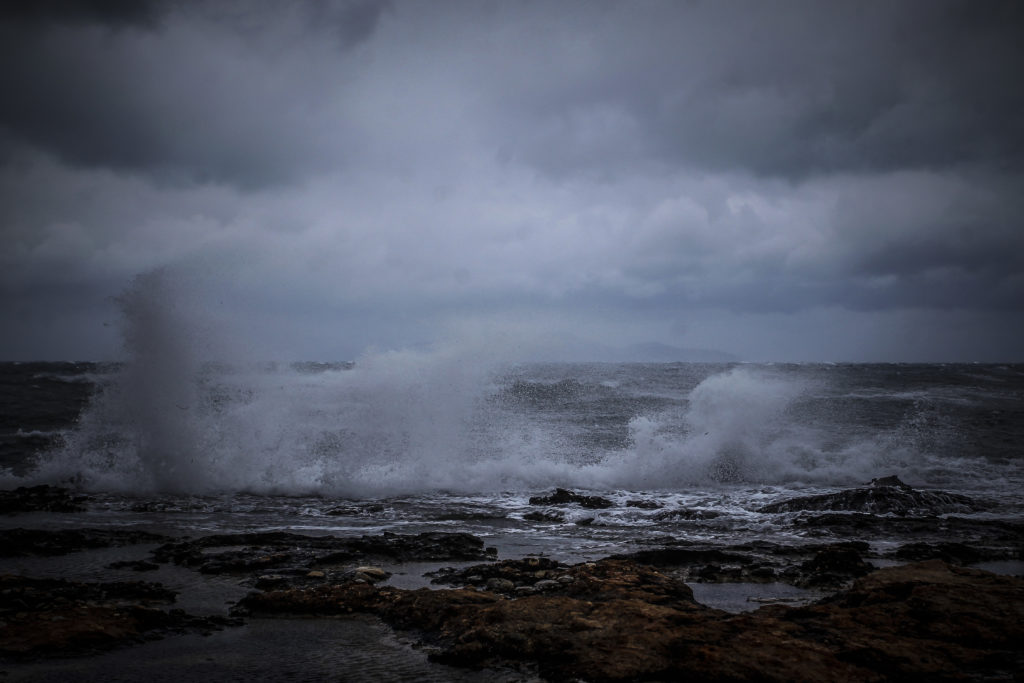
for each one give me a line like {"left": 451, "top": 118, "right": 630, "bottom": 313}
{"left": 540, "top": 338, "right": 739, "bottom": 363}
{"left": 616, "top": 342, "right": 740, "bottom": 363}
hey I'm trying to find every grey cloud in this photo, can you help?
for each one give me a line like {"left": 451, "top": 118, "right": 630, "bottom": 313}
{"left": 0, "top": 0, "right": 165, "bottom": 29}
{"left": 1, "top": 0, "right": 1021, "bottom": 361}
{"left": 490, "top": 1, "right": 1024, "bottom": 179}
{"left": 0, "top": 1, "right": 386, "bottom": 188}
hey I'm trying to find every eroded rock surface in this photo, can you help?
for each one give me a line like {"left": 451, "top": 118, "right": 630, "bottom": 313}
{"left": 153, "top": 530, "right": 494, "bottom": 576}
{"left": 236, "top": 559, "right": 1024, "bottom": 682}
{"left": 0, "top": 575, "right": 238, "bottom": 659}
{"left": 528, "top": 488, "right": 614, "bottom": 509}
{"left": 0, "top": 528, "right": 168, "bottom": 557}
{"left": 758, "top": 476, "right": 982, "bottom": 515}
{"left": 0, "top": 485, "right": 87, "bottom": 515}
{"left": 613, "top": 540, "right": 876, "bottom": 588}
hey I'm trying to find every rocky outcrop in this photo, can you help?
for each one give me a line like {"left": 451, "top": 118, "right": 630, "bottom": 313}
{"left": 0, "top": 485, "right": 87, "bottom": 514}
{"left": 528, "top": 488, "right": 614, "bottom": 509}
{"left": 152, "top": 531, "right": 494, "bottom": 575}
{"left": 428, "top": 557, "right": 573, "bottom": 595}
{"left": 0, "top": 575, "right": 238, "bottom": 659}
{"left": 0, "top": 528, "right": 168, "bottom": 557}
{"left": 758, "top": 476, "right": 982, "bottom": 515}
{"left": 613, "top": 540, "right": 875, "bottom": 588}
{"left": 236, "top": 559, "right": 1024, "bottom": 682}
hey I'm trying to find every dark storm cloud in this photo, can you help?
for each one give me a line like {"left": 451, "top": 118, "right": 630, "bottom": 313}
{"left": 0, "top": 0, "right": 164, "bottom": 29}
{"left": 1, "top": 0, "right": 1022, "bottom": 361}
{"left": 0, "top": 0, "right": 389, "bottom": 188}
{"left": 499, "top": 0, "right": 1024, "bottom": 179}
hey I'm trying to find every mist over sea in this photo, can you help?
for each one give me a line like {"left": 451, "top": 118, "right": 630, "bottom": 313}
{"left": 2, "top": 274, "right": 1023, "bottom": 680}
{"left": 3, "top": 271, "right": 1022, "bottom": 552}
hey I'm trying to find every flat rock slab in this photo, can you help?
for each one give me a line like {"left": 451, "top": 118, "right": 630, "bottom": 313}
{"left": 0, "top": 528, "right": 168, "bottom": 557}
{"left": 758, "top": 478, "right": 981, "bottom": 515}
{"left": 528, "top": 488, "right": 614, "bottom": 509}
{"left": 153, "top": 531, "right": 494, "bottom": 576}
{"left": 0, "top": 486, "right": 87, "bottom": 514}
{"left": 0, "top": 575, "right": 239, "bottom": 660}
{"left": 612, "top": 540, "right": 875, "bottom": 588}
{"left": 237, "top": 559, "right": 1024, "bottom": 682}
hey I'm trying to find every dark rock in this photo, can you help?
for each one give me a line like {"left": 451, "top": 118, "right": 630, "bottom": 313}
{"left": 528, "top": 488, "right": 614, "bottom": 509}
{"left": 613, "top": 540, "right": 877, "bottom": 587}
{"left": 315, "top": 531, "right": 492, "bottom": 564}
{"left": 0, "top": 528, "right": 169, "bottom": 557}
{"left": 325, "top": 503, "right": 386, "bottom": 516}
{"left": 430, "top": 557, "right": 570, "bottom": 595}
{"left": 522, "top": 510, "right": 564, "bottom": 522}
{"left": 758, "top": 479, "right": 982, "bottom": 515}
{"left": 614, "top": 546, "right": 750, "bottom": 566}
{"left": 652, "top": 507, "right": 723, "bottom": 521}
{"left": 889, "top": 541, "right": 987, "bottom": 565}
{"left": 0, "top": 575, "right": 239, "bottom": 659}
{"left": 797, "top": 546, "right": 873, "bottom": 588}
{"left": 868, "top": 475, "right": 912, "bottom": 489}
{"left": 236, "top": 559, "right": 1024, "bottom": 682}
{"left": 153, "top": 531, "right": 492, "bottom": 575}
{"left": 791, "top": 512, "right": 1024, "bottom": 547}
{"left": 107, "top": 560, "right": 160, "bottom": 572}
{"left": 625, "top": 499, "right": 662, "bottom": 509}
{"left": 0, "top": 485, "right": 88, "bottom": 514}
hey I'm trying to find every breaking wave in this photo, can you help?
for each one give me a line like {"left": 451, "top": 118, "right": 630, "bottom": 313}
{"left": 9, "top": 271, "right": 1008, "bottom": 496}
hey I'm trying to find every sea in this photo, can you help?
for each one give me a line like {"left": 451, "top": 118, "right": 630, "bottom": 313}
{"left": 2, "top": 353, "right": 1023, "bottom": 679}
{"left": 4, "top": 354, "right": 1024, "bottom": 563}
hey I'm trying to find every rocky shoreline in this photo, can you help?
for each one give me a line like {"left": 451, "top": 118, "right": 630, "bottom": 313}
{"left": 2, "top": 482, "right": 1022, "bottom": 681}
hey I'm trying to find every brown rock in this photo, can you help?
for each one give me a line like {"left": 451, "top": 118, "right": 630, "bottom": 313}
{"left": 0, "top": 575, "right": 239, "bottom": 659}
{"left": 237, "top": 559, "right": 1024, "bottom": 682}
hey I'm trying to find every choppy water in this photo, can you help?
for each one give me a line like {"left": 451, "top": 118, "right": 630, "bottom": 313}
{"left": 2, "top": 358, "right": 1023, "bottom": 559}
{"left": 4, "top": 274, "right": 1022, "bottom": 680}
{"left": 3, "top": 353, "right": 1023, "bottom": 681}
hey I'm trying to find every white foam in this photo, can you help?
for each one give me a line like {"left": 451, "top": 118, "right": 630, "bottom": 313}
{"left": 8, "top": 270, "right": 1016, "bottom": 498}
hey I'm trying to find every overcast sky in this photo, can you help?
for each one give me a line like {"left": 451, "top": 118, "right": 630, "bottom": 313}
{"left": 2, "top": 0, "right": 1022, "bottom": 362}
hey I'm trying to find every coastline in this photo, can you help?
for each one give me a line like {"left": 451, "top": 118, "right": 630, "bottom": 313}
{"left": 2, "top": 483, "right": 1022, "bottom": 681}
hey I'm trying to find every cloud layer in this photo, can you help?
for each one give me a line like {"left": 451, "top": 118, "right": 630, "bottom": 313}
{"left": 2, "top": 0, "right": 1022, "bottom": 361}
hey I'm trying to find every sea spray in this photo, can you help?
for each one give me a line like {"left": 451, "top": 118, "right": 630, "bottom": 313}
{"left": 17, "top": 272, "right": 1006, "bottom": 495}
{"left": 32, "top": 270, "right": 530, "bottom": 494}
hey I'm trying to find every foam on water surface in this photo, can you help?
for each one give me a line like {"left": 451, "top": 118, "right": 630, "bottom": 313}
{"left": 4, "top": 270, "right": 1022, "bottom": 505}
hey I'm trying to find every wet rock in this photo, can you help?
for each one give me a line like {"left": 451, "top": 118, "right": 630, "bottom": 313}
{"left": 0, "top": 575, "right": 239, "bottom": 659}
{"left": 625, "top": 499, "right": 661, "bottom": 509}
{"left": 325, "top": 503, "right": 386, "bottom": 516}
{"left": 0, "top": 485, "right": 87, "bottom": 514}
{"left": 347, "top": 566, "right": 391, "bottom": 583}
{"left": 107, "top": 560, "right": 160, "bottom": 572}
{"left": 888, "top": 541, "right": 988, "bottom": 565}
{"left": 614, "top": 546, "right": 750, "bottom": 567}
{"left": 316, "top": 531, "right": 494, "bottom": 564}
{"left": 792, "top": 512, "right": 1024, "bottom": 547}
{"left": 796, "top": 545, "right": 873, "bottom": 588}
{"left": 528, "top": 488, "right": 614, "bottom": 509}
{"left": 0, "top": 528, "right": 168, "bottom": 557}
{"left": 255, "top": 574, "right": 289, "bottom": 589}
{"left": 652, "top": 507, "right": 723, "bottom": 521}
{"left": 613, "top": 540, "right": 875, "bottom": 587}
{"left": 236, "top": 559, "right": 1024, "bottom": 682}
{"left": 486, "top": 578, "right": 515, "bottom": 593}
{"left": 522, "top": 510, "right": 564, "bottom": 522}
{"left": 758, "top": 478, "right": 982, "bottom": 515}
{"left": 430, "top": 557, "right": 570, "bottom": 595}
{"left": 868, "top": 475, "right": 911, "bottom": 488}
{"left": 153, "top": 531, "right": 493, "bottom": 575}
